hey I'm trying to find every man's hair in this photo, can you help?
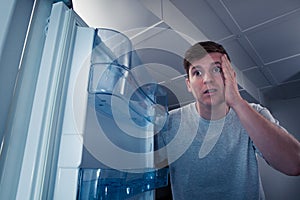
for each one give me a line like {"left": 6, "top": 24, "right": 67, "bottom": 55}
{"left": 183, "top": 41, "right": 230, "bottom": 77}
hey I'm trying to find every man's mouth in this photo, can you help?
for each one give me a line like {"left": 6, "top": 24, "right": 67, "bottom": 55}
{"left": 204, "top": 89, "right": 217, "bottom": 94}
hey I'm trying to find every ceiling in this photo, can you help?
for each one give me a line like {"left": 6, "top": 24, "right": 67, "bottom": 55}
{"left": 72, "top": 0, "right": 300, "bottom": 108}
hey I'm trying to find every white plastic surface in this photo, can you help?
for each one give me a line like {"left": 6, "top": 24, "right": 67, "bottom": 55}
{"left": 54, "top": 27, "right": 94, "bottom": 199}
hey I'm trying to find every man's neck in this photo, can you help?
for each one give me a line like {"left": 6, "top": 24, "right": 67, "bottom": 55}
{"left": 196, "top": 102, "right": 229, "bottom": 120}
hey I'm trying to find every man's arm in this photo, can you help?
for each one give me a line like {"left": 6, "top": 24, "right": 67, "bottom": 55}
{"left": 221, "top": 54, "right": 300, "bottom": 176}
{"left": 233, "top": 100, "right": 300, "bottom": 176}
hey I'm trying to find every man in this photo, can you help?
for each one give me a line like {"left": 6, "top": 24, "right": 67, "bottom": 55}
{"left": 159, "top": 41, "right": 300, "bottom": 200}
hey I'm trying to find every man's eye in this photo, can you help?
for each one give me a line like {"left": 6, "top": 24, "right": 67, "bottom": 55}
{"left": 193, "top": 70, "right": 202, "bottom": 76}
{"left": 212, "top": 66, "right": 222, "bottom": 73}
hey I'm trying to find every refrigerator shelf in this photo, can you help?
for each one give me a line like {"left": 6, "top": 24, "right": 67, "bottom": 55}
{"left": 77, "top": 168, "right": 169, "bottom": 200}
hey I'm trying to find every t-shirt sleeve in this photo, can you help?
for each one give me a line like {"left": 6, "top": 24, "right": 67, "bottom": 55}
{"left": 250, "top": 103, "right": 286, "bottom": 129}
{"left": 249, "top": 103, "right": 287, "bottom": 158}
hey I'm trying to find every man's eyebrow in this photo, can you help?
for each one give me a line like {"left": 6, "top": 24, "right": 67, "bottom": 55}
{"left": 190, "top": 65, "right": 203, "bottom": 70}
{"left": 191, "top": 61, "right": 221, "bottom": 70}
{"left": 212, "top": 61, "right": 221, "bottom": 66}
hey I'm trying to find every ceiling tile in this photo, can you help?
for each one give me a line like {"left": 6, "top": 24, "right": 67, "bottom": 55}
{"left": 243, "top": 67, "right": 271, "bottom": 88}
{"left": 73, "top": 0, "right": 161, "bottom": 33}
{"left": 134, "top": 28, "right": 191, "bottom": 75}
{"left": 222, "top": 39, "right": 256, "bottom": 71}
{"left": 222, "top": 0, "right": 300, "bottom": 30}
{"left": 266, "top": 55, "right": 300, "bottom": 83}
{"left": 246, "top": 10, "right": 300, "bottom": 63}
{"left": 171, "top": 0, "right": 232, "bottom": 40}
{"left": 134, "top": 48, "right": 186, "bottom": 77}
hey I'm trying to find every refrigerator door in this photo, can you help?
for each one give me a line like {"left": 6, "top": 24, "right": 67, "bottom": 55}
{"left": 15, "top": 2, "right": 92, "bottom": 200}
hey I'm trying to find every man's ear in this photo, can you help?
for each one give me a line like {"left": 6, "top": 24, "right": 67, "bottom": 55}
{"left": 185, "top": 78, "right": 192, "bottom": 92}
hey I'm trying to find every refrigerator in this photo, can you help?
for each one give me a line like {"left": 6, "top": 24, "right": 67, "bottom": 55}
{"left": 14, "top": 2, "right": 169, "bottom": 200}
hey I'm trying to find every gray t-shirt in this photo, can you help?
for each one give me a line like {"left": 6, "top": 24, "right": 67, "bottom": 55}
{"left": 159, "top": 102, "right": 281, "bottom": 200}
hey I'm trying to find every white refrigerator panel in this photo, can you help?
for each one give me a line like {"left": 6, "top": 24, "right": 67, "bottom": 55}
{"left": 54, "top": 26, "right": 94, "bottom": 200}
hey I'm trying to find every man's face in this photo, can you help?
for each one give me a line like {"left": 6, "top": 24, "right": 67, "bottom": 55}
{"left": 185, "top": 52, "right": 226, "bottom": 108}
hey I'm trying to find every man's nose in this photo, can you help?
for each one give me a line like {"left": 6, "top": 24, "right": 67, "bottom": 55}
{"left": 203, "top": 72, "right": 213, "bottom": 83}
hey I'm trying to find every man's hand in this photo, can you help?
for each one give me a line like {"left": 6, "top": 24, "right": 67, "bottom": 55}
{"left": 221, "top": 54, "right": 243, "bottom": 109}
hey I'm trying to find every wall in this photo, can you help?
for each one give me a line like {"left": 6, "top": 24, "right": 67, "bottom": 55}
{"left": 258, "top": 97, "right": 300, "bottom": 200}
